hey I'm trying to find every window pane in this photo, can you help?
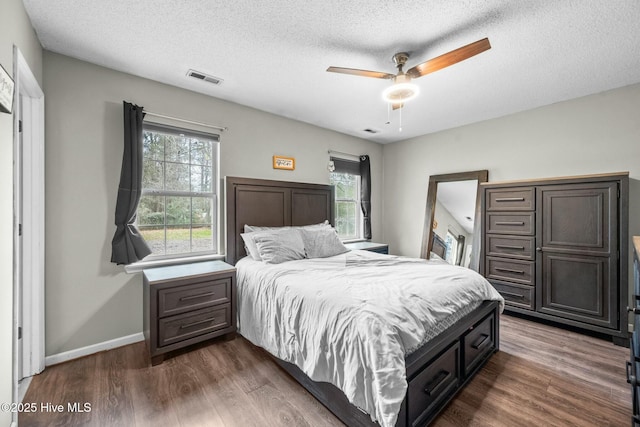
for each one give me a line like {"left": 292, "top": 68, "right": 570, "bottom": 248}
{"left": 165, "top": 133, "right": 190, "bottom": 163}
{"left": 139, "top": 226, "right": 165, "bottom": 255}
{"left": 165, "top": 162, "right": 190, "bottom": 192}
{"left": 166, "top": 196, "right": 191, "bottom": 225}
{"left": 336, "top": 201, "right": 357, "bottom": 238}
{"left": 191, "top": 197, "right": 212, "bottom": 225}
{"left": 331, "top": 172, "right": 358, "bottom": 199}
{"left": 142, "top": 160, "right": 164, "bottom": 190}
{"left": 190, "top": 165, "right": 212, "bottom": 192}
{"left": 138, "top": 195, "right": 165, "bottom": 226}
{"left": 190, "top": 139, "right": 212, "bottom": 166}
{"left": 166, "top": 225, "right": 190, "bottom": 255}
{"left": 192, "top": 225, "right": 213, "bottom": 252}
{"left": 143, "top": 131, "right": 164, "bottom": 161}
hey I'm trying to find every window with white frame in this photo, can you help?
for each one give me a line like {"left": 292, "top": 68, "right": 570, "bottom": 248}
{"left": 137, "top": 123, "right": 219, "bottom": 259}
{"left": 329, "top": 157, "right": 362, "bottom": 240}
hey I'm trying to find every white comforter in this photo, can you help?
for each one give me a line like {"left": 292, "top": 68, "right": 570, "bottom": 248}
{"left": 236, "top": 250, "right": 504, "bottom": 427}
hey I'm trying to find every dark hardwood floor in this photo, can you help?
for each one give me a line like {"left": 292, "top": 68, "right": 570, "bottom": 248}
{"left": 20, "top": 314, "right": 630, "bottom": 426}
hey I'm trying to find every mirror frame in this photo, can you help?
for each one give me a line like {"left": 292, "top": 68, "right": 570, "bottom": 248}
{"left": 420, "top": 170, "right": 489, "bottom": 271}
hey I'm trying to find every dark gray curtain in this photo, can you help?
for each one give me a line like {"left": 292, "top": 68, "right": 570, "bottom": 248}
{"left": 359, "top": 155, "right": 372, "bottom": 239}
{"left": 456, "top": 234, "right": 466, "bottom": 266}
{"left": 111, "top": 101, "right": 151, "bottom": 265}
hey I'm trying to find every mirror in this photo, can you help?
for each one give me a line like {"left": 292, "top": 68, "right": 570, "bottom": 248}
{"left": 420, "top": 170, "right": 488, "bottom": 271}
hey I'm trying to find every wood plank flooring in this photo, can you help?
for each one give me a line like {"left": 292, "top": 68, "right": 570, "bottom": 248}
{"left": 20, "top": 314, "right": 630, "bottom": 426}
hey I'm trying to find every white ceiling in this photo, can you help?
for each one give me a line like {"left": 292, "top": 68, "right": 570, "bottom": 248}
{"left": 436, "top": 180, "right": 478, "bottom": 235}
{"left": 23, "top": 0, "right": 640, "bottom": 144}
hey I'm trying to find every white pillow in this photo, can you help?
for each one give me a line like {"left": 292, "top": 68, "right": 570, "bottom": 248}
{"left": 252, "top": 228, "right": 306, "bottom": 264}
{"left": 240, "top": 232, "right": 263, "bottom": 260}
{"left": 300, "top": 227, "right": 348, "bottom": 258}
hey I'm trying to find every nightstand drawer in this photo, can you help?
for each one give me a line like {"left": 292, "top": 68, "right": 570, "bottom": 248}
{"left": 158, "top": 304, "right": 231, "bottom": 348}
{"left": 158, "top": 278, "right": 231, "bottom": 318}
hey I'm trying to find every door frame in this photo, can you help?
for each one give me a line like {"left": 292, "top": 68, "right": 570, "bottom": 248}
{"left": 12, "top": 46, "right": 45, "bottom": 418}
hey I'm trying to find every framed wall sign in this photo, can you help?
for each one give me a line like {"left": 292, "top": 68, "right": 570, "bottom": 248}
{"left": 273, "top": 155, "right": 295, "bottom": 170}
{"left": 0, "top": 64, "right": 15, "bottom": 114}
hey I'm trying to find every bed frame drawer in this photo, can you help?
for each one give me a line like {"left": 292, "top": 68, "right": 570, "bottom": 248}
{"left": 158, "top": 278, "right": 231, "bottom": 318}
{"left": 492, "top": 281, "right": 535, "bottom": 310}
{"left": 486, "top": 212, "right": 535, "bottom": 235}
{"left": 464, "top": 313, "right": 497, "bottom": 376}
{"left": 158, "top": 304, "right": 231, "bottom": 348}
{"left": 486, "top": 235, "right": 535, "bottom": 260}
{"left": 486, "top": 257, "right": 534, "bottom": 286}
{"left": 486, "top": 187, "right": 534, "bottom": 211}
{"left": 408, "top": 342, "right": 460, "bottom": 427}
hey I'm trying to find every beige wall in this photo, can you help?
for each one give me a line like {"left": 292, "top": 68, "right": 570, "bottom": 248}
{"left": 0, "top": 0, "right": 43, "bottom": 424}
{"left": 43, "top": 51, "right": 383, "bottom": 356}
{"left": 382, "top": 82, "right": 640, "bottom": 294}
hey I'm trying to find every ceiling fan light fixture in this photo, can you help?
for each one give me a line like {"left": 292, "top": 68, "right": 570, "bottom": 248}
{"left": 382, "top": 82, "right": 420, "bottom": 103}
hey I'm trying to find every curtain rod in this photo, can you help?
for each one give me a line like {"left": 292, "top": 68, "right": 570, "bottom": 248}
{"left": 144, "top": 110, "right": 228, "bottom": 132}
{"left": 328, "top": 149, "right": 361, "bottom": 159}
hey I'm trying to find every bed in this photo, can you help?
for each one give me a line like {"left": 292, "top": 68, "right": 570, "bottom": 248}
{"left": 225, "top": 176, "right": 503, "bottom": 427}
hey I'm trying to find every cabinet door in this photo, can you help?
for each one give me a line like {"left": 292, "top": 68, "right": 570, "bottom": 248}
{"left": 536, "top": 182, "right": 617, "bottom": 329}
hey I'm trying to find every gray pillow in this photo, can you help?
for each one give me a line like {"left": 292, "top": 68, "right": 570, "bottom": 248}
{"left": 244, "top": 220, "right": 329, "bottom": 233}
{"left": 300, "top": 227, "right": 348, "bottom": 258}
{"left": 253, "top": 228, "right": 306, "bottom": 264}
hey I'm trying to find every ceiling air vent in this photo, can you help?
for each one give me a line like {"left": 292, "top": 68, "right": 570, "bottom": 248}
{"left": 363, "top": 128, "right": 380, "bottom": 134}
{"left": 187, "top": 69, "right": 223, "bottom": 85}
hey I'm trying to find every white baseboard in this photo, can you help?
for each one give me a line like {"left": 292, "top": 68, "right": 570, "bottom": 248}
{"left": 45, "top": 332, "right": 144, "bottom": 366}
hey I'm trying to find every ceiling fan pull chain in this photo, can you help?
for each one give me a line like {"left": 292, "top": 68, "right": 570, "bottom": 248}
{"left": 386, "top": 103, "right": 391, "bottom": 125}
{"left": 399, "top": 106, "right": 403, "bottom": 132}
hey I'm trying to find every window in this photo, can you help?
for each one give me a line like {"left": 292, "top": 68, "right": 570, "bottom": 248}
{"left": 444, "top": 231, "right": 459, "bottom": 265}
{"left": 329, "top": 157, "right": 362, "bottom": 240}
{"left": 137, "top": 123, "right": 219, "bottom": 259}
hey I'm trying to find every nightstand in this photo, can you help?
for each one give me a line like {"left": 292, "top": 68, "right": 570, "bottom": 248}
{"left": 143, "top": 260, "right": 236, "bottom": 365}
{"left": 344, "top": 241, "right": 389, "bottom": 254}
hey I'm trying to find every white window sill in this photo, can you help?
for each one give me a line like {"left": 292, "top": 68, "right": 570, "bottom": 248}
{"left": 342, "top": 238, "right": 367, "bottom": 244}
{"left": 124, "top": 253, "right": 226, "bottom": 273}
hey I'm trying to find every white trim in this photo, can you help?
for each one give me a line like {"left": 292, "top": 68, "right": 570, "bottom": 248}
{"left": 12, "top": 47, "right": 45, "bottom": 427}
{"left": 45, "top": 333, "right": 145, "bottom": 367}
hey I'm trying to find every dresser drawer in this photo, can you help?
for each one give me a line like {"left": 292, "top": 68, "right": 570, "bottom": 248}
{"left": 486, "top": 257, "right": 534, "bottom": 285}
{"left": 464, "top": 313, "right": 496, "bottom": 376}
{"left": 408, "top": 342, "right": 460, "bottom": 426}
{"left": 158, "top": 278, "right": 231, "bottom": 318}
{"left": 486, "top": 235, "right": 535, "bottom": 260}
{"left": 486, "top": 212, "right": 534, "bottom": 235}
{"left": 492, "top": 281, "right": 535, "bottom": 310}
{"left": 158, "top": 304, "right": 231, "bottom": 348}
{"left": 486, "top": 187, "right": 534, "bottom": 211}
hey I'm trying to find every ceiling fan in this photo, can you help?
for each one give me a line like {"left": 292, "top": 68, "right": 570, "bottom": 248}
{"left": 327, "top": 38, "right": 491, "bottom": 109}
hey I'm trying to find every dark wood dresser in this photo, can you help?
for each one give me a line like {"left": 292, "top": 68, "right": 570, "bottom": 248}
{"left": 143, "top": 260, "right": 237, "bottom": 365}
{"left": 344, "top": 241, "right": 389, "bottom": 254}
{"left": 628, "top": 236, "right": 640, "bottom": 425}
{"left": 480, "top": 172, "right": 629, "bottom": 345}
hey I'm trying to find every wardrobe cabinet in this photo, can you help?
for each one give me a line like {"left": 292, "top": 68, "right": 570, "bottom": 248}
{"left": 480, "top": 173, "right": 628, "bottom": 345}
{"left": 628, "top": 236, "right": 640, "bottom": 425}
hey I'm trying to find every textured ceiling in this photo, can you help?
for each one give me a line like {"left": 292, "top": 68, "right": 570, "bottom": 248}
{"left": 23, "top": 0, "right": 640, "bottom": 144}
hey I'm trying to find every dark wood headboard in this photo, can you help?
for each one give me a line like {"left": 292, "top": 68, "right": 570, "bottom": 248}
{"left": 225, "top": 177, "right": 335, "bottom": 265}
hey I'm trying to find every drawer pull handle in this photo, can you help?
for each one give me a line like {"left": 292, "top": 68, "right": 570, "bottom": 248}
{"left": 495, "top": 197, "right": 525, "bottom": 202}
{"left": 179, "top": 317, "right": 215, "bottom": 329}
{"left": 500, "top": 291, "right": 525, "bottom": 300}
{"left": 627, "top": 361, "right": 638, "bottom": 386}
{"left": 495, "top": 244, "right": 525, "bottom": 250}
{"left": 495, "top": 221, "right": 525, "bottom": 226}
{"left": 471, "top": 334, "right": 491, "bottom": 350}
{"left": 495, "top": 267, "right": 525, "bottom": 275}
{"left": 180, "top": 291, "right": 216, "bottom": 301}
{"left": 423, "top": 370, "right": 451, "bottom": 397}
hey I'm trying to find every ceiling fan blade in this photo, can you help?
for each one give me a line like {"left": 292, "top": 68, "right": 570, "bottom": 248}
{"left": 392, "top": 102, "right": 404, "bottom": 110}
{"left": 406, "top": 38, "right": 491, "bottom": 79}
{"left": 326, "top": 66, "right": 395, "bottom": 80}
